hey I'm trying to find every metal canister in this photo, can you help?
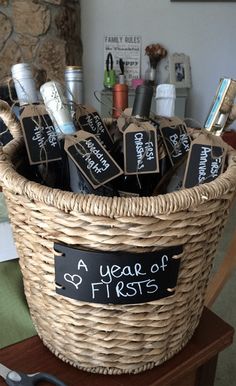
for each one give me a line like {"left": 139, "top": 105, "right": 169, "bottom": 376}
{"left": 112, "top": 83, "right": 128, "bottom": 119}
{"left": 65, "top": 66, "right": 84, "bottom": 106}
{"left": 40, "top": 81, "right": 76, "bottom": 136}
{"left": 11, "top": 63, "right": 39, "bottom": 106}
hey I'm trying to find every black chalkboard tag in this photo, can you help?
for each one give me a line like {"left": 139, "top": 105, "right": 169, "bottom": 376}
{"left": 20, "top": 104, "right": 62, "bottom": 165}
{"left": 64, "top": 130, "right": 123, "bottom": 189}
{"left": 124, "top": 122, "right": 159, "bottom": 175}
{"left": 54, "top": 243, "right": 183, "bottom": 305}
{"left": 159, "top": 119, "right": 191, "bottom": 166}
{"left": 182, "top": 133, "right": 226, "bottom": 188}
{"left": 75, "top": 106, "right": 113, "bottom": 150}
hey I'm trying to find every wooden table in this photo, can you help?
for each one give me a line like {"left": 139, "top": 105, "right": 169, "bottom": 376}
{"left": 0, "top": 308, "right": 233, "bottom": 386}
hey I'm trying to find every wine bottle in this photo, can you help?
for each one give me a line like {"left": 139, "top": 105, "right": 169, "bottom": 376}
{"left": 11, "top": 63, "right": 40, "bottom": 106}
{"left": 11, "top": 63, "right": 70, "bottom": 190}
{"left": 40, "top": 81, "right": 117, "bottom": 196}
{"left": 112, "top": 84, "right": 157, "bottom": 196}
{"left": 64, "top": 66, "right": 84, "bottom": 118}
{"left": 155, "top": 84, "right": 176, "bottom": 118}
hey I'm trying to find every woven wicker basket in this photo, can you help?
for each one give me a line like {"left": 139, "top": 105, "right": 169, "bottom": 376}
{"left": 0, "top": 100, "right": 236, "bottom": 375}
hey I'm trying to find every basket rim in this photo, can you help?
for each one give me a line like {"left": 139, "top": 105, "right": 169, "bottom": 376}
{"left": 0, "top": 137, "right": 236, "bottom": 218}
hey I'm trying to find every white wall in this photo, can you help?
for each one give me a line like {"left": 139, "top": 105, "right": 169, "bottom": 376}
{"left": 80, "top": 0, "right": 236, "bottom": 126}
{"left": 0, "top": 222, "right": 18, "bottom": 262}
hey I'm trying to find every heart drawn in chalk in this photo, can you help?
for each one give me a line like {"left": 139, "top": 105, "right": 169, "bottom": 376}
{"left": 64, "top": 273, "right": 82, "bottom": 290}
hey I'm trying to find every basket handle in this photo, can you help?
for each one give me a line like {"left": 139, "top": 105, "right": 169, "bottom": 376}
{"left": 0, "top": 99, "right": 22, "bottom": 140}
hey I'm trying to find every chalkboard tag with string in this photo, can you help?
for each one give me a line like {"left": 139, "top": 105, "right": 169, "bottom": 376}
{"left": 64, "top": 130, "right": 123, "bottom": 189}
{"left": 159, "top": 119, "right": 191, "bottom": 166}
{"left": 54, "top": 242, "right": 183, "bottom": 304}
{"left": 182, "top": 133, "right": 227, "bottom": 188}
{"left": 123, "top": 122, "right": 159, "bottom": 175}
{"left": 75, "top": 105, "right": 113, "bottom": 151}
{"left": 20, "top": 104, "right": 62, "bottom": 165}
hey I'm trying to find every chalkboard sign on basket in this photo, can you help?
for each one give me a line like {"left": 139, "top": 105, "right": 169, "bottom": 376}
{"left": 54, "top": 243, "right": 183, "bottom": 304}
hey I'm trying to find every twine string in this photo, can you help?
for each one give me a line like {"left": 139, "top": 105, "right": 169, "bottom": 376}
{"left": 67, "top": 133, "right": 102, "bottom": 186}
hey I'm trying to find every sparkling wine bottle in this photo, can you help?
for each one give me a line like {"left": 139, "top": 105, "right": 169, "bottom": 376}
{"left": 40, "top": 81, "right": 117, "bottom": 196}
{"left": 112, "top": 84, "right": 157, "bottom": 196}
{"left": 11, "top": 63, "right": 70, "bottom": 190}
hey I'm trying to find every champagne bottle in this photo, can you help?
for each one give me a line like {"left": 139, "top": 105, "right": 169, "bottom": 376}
{"left": 11, "top": 63, "right": 40, "bottom": 106}
{"left": 112, "top": 84, "right": 156, "bottom": 196}
{"left": 40, "top": 81, "right": 77, "bottom": 136}
{"left": 40, "top": 81, "right": 117, "bottom": 196}
{"left": 64, "top": 66, "right": 84, "bottom": 118}
{"left": 11, "top": 63, "right": 70, "bottom": 190}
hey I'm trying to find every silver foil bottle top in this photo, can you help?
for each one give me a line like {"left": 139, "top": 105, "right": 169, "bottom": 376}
{"left": 40, "top": 81, "right": 76, "bottom": 136}
{"left": 65, "top": 66, "right": 84, "bottom": 106}
{"left": 11, "top": 63, "right": 39, "bottom": 106}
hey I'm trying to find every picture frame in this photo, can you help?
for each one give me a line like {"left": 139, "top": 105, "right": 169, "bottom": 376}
{"left": 169, "top": 53, "right": 191, "bottom": 88}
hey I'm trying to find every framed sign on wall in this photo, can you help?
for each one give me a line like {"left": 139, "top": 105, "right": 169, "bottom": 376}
{"left": 104, "top": 35, "right": 141, "bottom": 87}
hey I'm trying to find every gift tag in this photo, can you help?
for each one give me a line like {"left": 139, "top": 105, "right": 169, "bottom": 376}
{"left": 159, "top": 120, "right": 191, "bottom": 166}
{"left": 75, "top": 106, "right": 113, "bottom": 150}
{"left": 20, "top": 104, "right": 62, "bottom": 165}
{"left": 124, "top": 122, "right": 159, "bottom": 175}
{"left": 64, "top": 130, "right": 123, "bottom": 189}
{"left": 183, "top": 133, "right": 226, "bottom": 188}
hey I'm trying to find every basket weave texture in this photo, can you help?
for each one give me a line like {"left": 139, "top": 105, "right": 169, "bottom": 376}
{"left": 0, "top": 101, "right": 236, "bottom": 375}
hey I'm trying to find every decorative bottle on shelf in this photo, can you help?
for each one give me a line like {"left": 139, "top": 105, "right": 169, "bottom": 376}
{"left": 145, "top": 61, "right": 157, "bottom": 87}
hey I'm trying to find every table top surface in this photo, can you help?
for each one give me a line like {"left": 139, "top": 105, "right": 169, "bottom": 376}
{"left": 0, "top": 308, "right": 234, "bottom": 386}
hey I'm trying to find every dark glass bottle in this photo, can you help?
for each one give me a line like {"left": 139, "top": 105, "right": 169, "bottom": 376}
{"left": 111, "top": 84, "right": 160, "bottom": 196}
{"left": 0, "top": 86, "right": 18, "bottom": 146}
{"left": 40, "top": 80, "right": 118, "bottom": 196}
{"left": 11, "top": 63, "right": 71, "bottom": 190}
